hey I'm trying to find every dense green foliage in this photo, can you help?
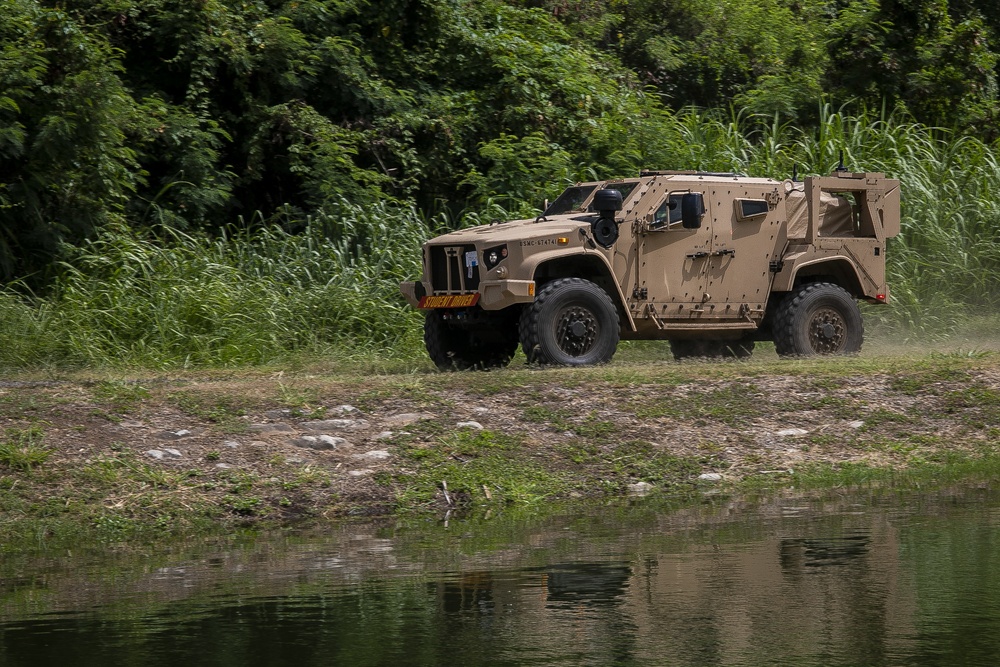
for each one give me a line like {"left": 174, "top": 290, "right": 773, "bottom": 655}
{"left": 3, "top": 0, "right": 1000, "bottom": 366}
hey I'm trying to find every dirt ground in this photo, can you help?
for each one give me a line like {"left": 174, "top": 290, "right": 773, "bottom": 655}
{"left": 2, "top": 351, "right": 998, "bottom": 541}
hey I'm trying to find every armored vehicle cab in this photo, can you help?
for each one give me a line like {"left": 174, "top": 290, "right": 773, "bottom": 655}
{"left": 400, "top": 169, "right": 900, "bottom": 369}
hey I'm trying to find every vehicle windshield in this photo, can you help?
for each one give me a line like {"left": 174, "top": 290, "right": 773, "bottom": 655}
{"left": 544, "top": 185, "right": 597, "bottom": 216}
{"left": 598, "top": 181, "right": 638, "bottom": 202}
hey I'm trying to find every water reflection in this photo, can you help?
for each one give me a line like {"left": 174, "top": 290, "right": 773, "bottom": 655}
{"left": 2, "top": 486, "right": 1000, "bottom": 666}
{"left": 544, "top": 563, "right": 631, "bottom": 607}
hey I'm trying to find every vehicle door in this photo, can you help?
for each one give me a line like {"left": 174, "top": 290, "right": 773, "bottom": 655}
{"left": 702, "top": 185, "right": 787, "bottom": 322}
{"left": 631, "top": 179, "right": 714, "bottom": 322}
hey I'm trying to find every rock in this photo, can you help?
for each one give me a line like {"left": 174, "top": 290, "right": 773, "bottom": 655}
{"left": 263, "top": 409, "right": 293, "bottom": 420}
{"left": 157, "top": 429, "right": 195, "bottom": 440}
{"left": 162, "top": 448, "right": 183, "bottom": 458}
{"left": 356, "top": 450, "right": 390, "bottom": 460}
{"left": 775, "top": 428, "right": 809, "bottom": 437}
{"left": 249, "top": 423, "right": 296, "bottom": 435}
{"left": 317, "top": 435, "right": 348, "bottom": 448}
{"left": 348, "top": 469, "right": 373, "bottom": 477}
{"left": 292, "top": 436, "right": 337, "bottom": 451}
{"left": 332, "top": 405, "right": 360, "bottom": 414}
{"left": 215, "top": 462, "right": 233, "bottom": 469}
{"left": 847, "top": 420, "right": 865, "bottom": 429}
{"left": 472, "top": 407, "right": 490, "bottom": 415}
{"left": 145, "top": 450, "right": 165, "bottom": 460}
{"left": 628, "top": 481, "right": 655, "bottom": 496}
{"left": 374, "top": 431, "right": 394, "bottom": 441}
{"left": 456, "top": 421, "right": 483, "bottom": 430}
{"left": 698, "top": 473, "right": 723, "bottom": 482}
{"left": 384, "top": 413, "right": 433, "bottom": 427}
{"left": 302, "top": 419, "right": 369, "bottom": 431}
{"left": 223, "top": 440, "right": 240, "bottom": 449}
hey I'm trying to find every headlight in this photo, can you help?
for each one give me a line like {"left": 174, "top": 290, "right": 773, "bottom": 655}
{"left": 483, "top": 244, "right": 508, "bottom": 270}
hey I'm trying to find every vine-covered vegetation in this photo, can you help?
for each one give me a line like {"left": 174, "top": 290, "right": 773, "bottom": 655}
{"left": 2, "top": 0, "right": 1000, "bottom": 366}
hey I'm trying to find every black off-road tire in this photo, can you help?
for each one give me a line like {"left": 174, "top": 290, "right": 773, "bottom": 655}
{"left": 519, "top": 278, "right": 620, "bottom": 366}
{"left": 773, "top": 282, "right": 863, "bottom": 357}
{"left": 670, "top": 338, "right": 755, "bottom": 361}
{"left": 424, "top": 310, "right": 517, "bottom": 371}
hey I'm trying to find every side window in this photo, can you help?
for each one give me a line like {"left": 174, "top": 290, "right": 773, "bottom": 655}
{"left": 736, "top": 199, "right": 769, "bottom": 221}
{"left": 652, "top": 195, "right": 684, "bottom": 228}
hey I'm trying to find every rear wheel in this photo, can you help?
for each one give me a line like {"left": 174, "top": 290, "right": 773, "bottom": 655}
{"left": 519, "top": 278, "right": 619, "bottom": 365}
{"left": 773, "top": 282, "right": 863, "bottom": 356}
{"left": 424, "top": 310, "right": 518, "bottom": 370}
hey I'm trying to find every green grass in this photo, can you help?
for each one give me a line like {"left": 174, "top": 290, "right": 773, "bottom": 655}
{"left": 0, "top": 445, "right": 338, "bottom": 548}
{"left": 0, "top": 426, "right": 50, "bottom": 471}
{"left": 387, "top": 428, "right": 568, "bottom": 511}
{"left": 633, "top": 382, "right": 763, "bottom": 426}
{"left": 521, "top": 405, "right": 618, "bottom": 438}
{"left": 91, "top": 380, "right": 151, "bottom": 413}
{"left": 752, "top": 451, "right": 1000, "bottom": 493}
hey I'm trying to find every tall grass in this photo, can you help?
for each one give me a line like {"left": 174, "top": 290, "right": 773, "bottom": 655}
{"left": 1, "top": 106, "right": 998, "bottom": 369}
{"left": 0, "top": 201, "right": 464, "bottom": 368}
{"left": 649, "top": 104, "right": 1000, "bottom": 333}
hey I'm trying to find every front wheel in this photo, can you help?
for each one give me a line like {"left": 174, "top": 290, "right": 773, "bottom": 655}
{"left": 519, "top": 278, "right": 620, "bottom": 365}
{"left": 424, "top": 310, "right": 518, "bottom": 370}
{"left": 773, "top": 282, "right": 863, "bottom": 356}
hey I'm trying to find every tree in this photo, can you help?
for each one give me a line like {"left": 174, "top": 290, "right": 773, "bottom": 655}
{"left": 825, "top": 0, "right": 998, "bottom": 129}
{"left": 1, "top": 1, "right": 140, "bottom": 281}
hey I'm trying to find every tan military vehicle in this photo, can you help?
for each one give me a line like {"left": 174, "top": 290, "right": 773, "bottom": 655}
{"left": 400, "top": 168, "right": 900, "bottom": 369}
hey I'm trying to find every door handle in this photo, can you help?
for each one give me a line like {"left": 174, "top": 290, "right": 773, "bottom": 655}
{"left": 686, "top": 251, "right": 709, "bottom": 259}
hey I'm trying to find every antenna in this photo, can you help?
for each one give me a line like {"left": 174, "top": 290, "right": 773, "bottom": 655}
{"left": 836, "top": 150, "right": 848, "bottom": 172}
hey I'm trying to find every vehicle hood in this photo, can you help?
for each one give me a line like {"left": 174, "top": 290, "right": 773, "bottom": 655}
{"left": 424, "top": 215, "right": 594, "bottom": 246}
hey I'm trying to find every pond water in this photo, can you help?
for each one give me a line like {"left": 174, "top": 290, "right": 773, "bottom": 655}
{"left": 2, "top": 485, "right": 1000, "bottom": 666}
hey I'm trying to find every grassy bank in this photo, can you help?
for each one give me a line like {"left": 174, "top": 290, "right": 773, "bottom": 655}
{"left": 2, "top": 346, "right": 1000, "bottom": 551}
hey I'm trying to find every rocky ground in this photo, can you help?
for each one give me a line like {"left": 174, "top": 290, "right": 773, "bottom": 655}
{"left": 1, "top": 352, "right": 999, "bottom": 543}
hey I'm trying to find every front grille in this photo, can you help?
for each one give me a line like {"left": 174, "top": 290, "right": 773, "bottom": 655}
{"left": 428, "top": 244, "right": 480, "bottom": 293}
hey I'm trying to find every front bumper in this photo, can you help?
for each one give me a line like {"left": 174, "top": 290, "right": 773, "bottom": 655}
{"left": 399, "top": 279, "right": 536, "bottom": 310}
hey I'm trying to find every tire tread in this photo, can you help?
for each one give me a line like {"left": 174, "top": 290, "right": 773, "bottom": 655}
{"left": 519, "top": 277, "right": 619, "bottom": 365}
{"left": 773, "top": 282, "right": 863, "bottom": 357}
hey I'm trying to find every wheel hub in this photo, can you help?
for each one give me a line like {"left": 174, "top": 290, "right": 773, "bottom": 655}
{"left": 556, "top": 306, "right": 598, "bottom": 356}
{"left": 808, "top": 308, "right": 846, "bottom": 353}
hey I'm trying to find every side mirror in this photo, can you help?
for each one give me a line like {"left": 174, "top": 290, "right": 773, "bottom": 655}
{"left": 681, "top": 192, "right": 705, "bottom": 229}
